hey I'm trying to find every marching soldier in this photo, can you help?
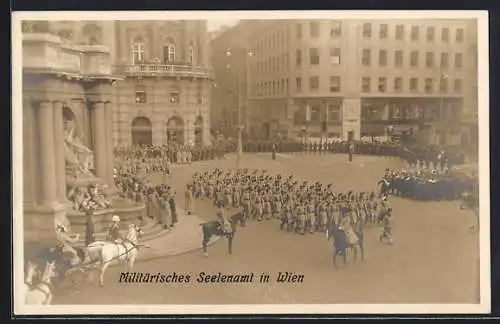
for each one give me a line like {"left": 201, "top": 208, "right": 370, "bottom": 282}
{"left": 273, "top": 191, "right": 282, "bottom": 220}
{"left": 380, "top": 208, "right": 394, "bottom": 244}
{"left": 306, "top": 199, "right": 316, "bottom": 234}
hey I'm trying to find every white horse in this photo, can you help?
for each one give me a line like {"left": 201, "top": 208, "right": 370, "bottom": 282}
{"left": 25, "top": 260, "right": 57, "bottom": 305}
{"left": 86, "top": 224, "right": 142, "bottom": 287}
{"left": 22, "top": 261, "right": 37, "bottom": 299}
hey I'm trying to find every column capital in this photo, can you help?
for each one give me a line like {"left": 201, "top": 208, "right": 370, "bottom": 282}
{"left": 32, "top": 99, "right": 54, "bottom": 108}
{"left": 88, "top": 100, "right": 106, "bottom": 109}
{"left": 70, "top": 98, "right": 86, "bottom": 103}
{"left": 86, "top": 93, "right": 112, "bottom": 104}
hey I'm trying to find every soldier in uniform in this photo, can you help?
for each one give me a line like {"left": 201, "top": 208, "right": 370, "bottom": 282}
{"left": 263, "top": 191, "right": 272, "bottom": 220}
{"left": 280, "top": 196, "right": 293, "bottom": 231}
{"left": 316, "top": 199, "right": 328, "bottom": 232}
{"left": 106, "top": 215, "right": 124, "bottom": 243}
{"left": 338, "top": 212, "right": 359, "bottom": 246}
{"left": 254, "top": 193, "right": 264, "bottom": 221}
{"left": 295, "top": 199, "right": 306, "bottom": 235}
{"left": 306, "top": 198, "right": 316, "bottom": 234}
{"left": 232, "top": 183, "right": 241, "bottom": 208}
{"left": 242, "top": 189, "right": 251, "bottom": 222}
{"left": 272, "top": 191, "right": 283, "bottom": 220}
{"left": 380, "top": 207, "right": 394, "bottom": 244}
{"left": 184, "top": 184, "right": 194, "bottom": 215}
{"left": 216, "top": 200, "right": 232, "bottom": 234}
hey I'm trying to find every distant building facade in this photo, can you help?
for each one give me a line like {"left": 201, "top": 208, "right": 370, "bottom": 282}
{"left": 212, "top": 19, "right": 478, "bottom": 146}
{"left": 209, "top": 22, "right": 254, "bottom": 136}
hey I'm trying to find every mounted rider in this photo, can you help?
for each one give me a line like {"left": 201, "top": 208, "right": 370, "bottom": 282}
{"left": 106, "top": 215, "right": 124, "bottom": 244}
{"left": 338, "top": 213, "right": 358, "bottom": 245}
{"left": 55, "top": 223, "right": 80, "bottom": 266}
{"left": 215, "top": 200, "right": 232, "bottom": 234}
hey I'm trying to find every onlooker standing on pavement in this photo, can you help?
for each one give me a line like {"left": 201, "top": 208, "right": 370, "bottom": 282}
{"left": 157, "top": 195, "right": 170, "bottom": 229}
{"left": 184, "top": 184, "right": 194, "bottom": 215}
{"left": 168, "top": 187, "right": 178, "bottom": 227}
{"left": 152, "top": 189, "right": 162, "bottom": 225}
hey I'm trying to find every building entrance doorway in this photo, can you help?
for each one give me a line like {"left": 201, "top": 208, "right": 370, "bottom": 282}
{"left": 131, "top": 117, "right": 153, "bottom": 146}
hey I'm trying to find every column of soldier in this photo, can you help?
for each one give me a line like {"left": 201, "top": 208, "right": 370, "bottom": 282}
{"left": 381, "top": 168, "right": 475, "bottom": 201}
{"left": 113, "top": 142, "right": 228, "bottom": 168}
{"left": 189, "top": 168, "right": 391, "bottom": 235}
{"left": 240, "top": 138, "right": 466, "bottom": 169}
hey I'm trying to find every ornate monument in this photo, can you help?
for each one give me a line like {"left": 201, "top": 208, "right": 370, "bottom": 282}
{"left": 22, "top": 22, "right": 144, "bottom": 243}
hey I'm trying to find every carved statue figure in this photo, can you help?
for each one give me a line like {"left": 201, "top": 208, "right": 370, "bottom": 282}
{"left": 64, "top": 120, "right": 94, "bottom": 178}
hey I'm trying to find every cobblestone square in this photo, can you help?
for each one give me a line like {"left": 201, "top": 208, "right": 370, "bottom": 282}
{"left": 53, "top": 153, "right": 479, "bottom": 304}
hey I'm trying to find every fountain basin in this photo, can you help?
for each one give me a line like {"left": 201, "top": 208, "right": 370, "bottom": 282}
{"left": 67, "top": 198, "right": 145, "bottom": 233}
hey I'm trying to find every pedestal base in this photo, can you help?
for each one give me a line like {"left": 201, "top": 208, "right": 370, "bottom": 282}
{"left": 66, "top": 199, "right": 145, "bottom": 233}
{"left": 23, "top": 202, "right": 73, "bottom": 245}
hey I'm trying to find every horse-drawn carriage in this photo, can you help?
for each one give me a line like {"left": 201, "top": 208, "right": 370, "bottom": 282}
{"left": 25, "top": 223, "right": 145, "bottom": 303}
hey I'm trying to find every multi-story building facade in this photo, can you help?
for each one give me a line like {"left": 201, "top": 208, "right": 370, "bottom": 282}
{"left": 220, "top": 19, "right": 477, "bottom": 145}
{"left": 43, "top": 20, "right": 213, "bottom": 147}
{"left": 112, "top": 21, "right": 213, "bottom": 146}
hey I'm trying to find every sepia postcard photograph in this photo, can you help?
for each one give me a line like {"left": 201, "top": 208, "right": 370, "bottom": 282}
{"left": 11, "top": 10, "right": 490, "bottom": 315}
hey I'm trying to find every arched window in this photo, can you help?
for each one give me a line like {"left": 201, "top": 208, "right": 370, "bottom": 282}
{"left": 168, "top": 45, "right": 176, "bottom": 62}
{"left": 188, "top": 43, "right": 195, "bottom": 65}
{"left": 132, "top": 36, "right": 146, "bottom": 64}
{"left": 163, "top": 38, "right": 176, "bottom": 63}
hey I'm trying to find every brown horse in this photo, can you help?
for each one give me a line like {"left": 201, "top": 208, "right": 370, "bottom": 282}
{"left": 200, "top": 213, "right": 240, "bottom": 257}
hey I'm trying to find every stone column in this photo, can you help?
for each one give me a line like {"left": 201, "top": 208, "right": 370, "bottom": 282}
{"left": 104, "top": 101, "right": 116, "bottom": 188}
{"left": 92, "top": 101, "right": 108, "bottom": 181}
{"left": 53, "top": 100, "right": 68, "bottom": 203}
{"left": 37, "top": 100, "right": 58, "bottom": 207}
{"left": 23, "top": 100, "right": 37, "bottom": 206}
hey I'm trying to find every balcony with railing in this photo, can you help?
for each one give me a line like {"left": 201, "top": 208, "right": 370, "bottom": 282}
{"left": 114, "top": 62, "right": 213, "bottom": 80}
{"left": 22, "top": 32, "right": 118, "bottom": 80}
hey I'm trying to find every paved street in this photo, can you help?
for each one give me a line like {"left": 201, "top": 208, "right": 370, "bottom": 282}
{"left": 53, "top": 153, "right": 479, "bottom": 304}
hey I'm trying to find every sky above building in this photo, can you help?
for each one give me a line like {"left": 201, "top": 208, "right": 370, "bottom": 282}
{"left": 207, "top": 19, "right": 239, "bottom": 31}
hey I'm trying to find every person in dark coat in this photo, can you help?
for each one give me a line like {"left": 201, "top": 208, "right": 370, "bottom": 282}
{"left": 168, "top": 187, "right": 178, "bottom": 227}
{"left": 84, "top": 209, "right": 95, "bottom": 246}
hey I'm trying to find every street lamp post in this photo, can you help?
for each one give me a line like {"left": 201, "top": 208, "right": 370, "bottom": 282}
{"left": 236, "top": 72, "right": 243, "bottom": 168}
{"left": 228, "top": 48, "right": 253, "bottom": 169}
{"left": 438, "top": 72, "right": 448, "bottom": 146}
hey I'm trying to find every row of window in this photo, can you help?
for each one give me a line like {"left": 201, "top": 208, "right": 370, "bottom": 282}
{"left": 362, "top": 49, "right": 463, "bottom": 68}
{"left": 251, "top": 53, "right": 291, "bottom": 77}
{"left": 134, "top": 90, "right": 204, "bottom": 104}
{"left": 251, "top": 76, "right": 462, "bottom": 96}
{"left": 362, "top": 23, "right": 465, "bottom": 43}
{"left": 131, "top": 37, "right": 196, "bottom": 65}
{"left": 361, "top": 76, "right": 462, "bottom": 93}
{"left": 253, "top": 21, "right": 343, "bottom": 55}
{"left": 296, "top": 21, "right": 342, "bottom": 39}
{"left": 251, "top": 48, "right": 463, "bottom": 78}
{"left": 251, "top": 22, "right": 467, "bottom": 65}
{"left": 294, "top": 103, "right": 460, "bottom": 125}
{"left": 254, "top": 28, "right": 290, "bottom": 55}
